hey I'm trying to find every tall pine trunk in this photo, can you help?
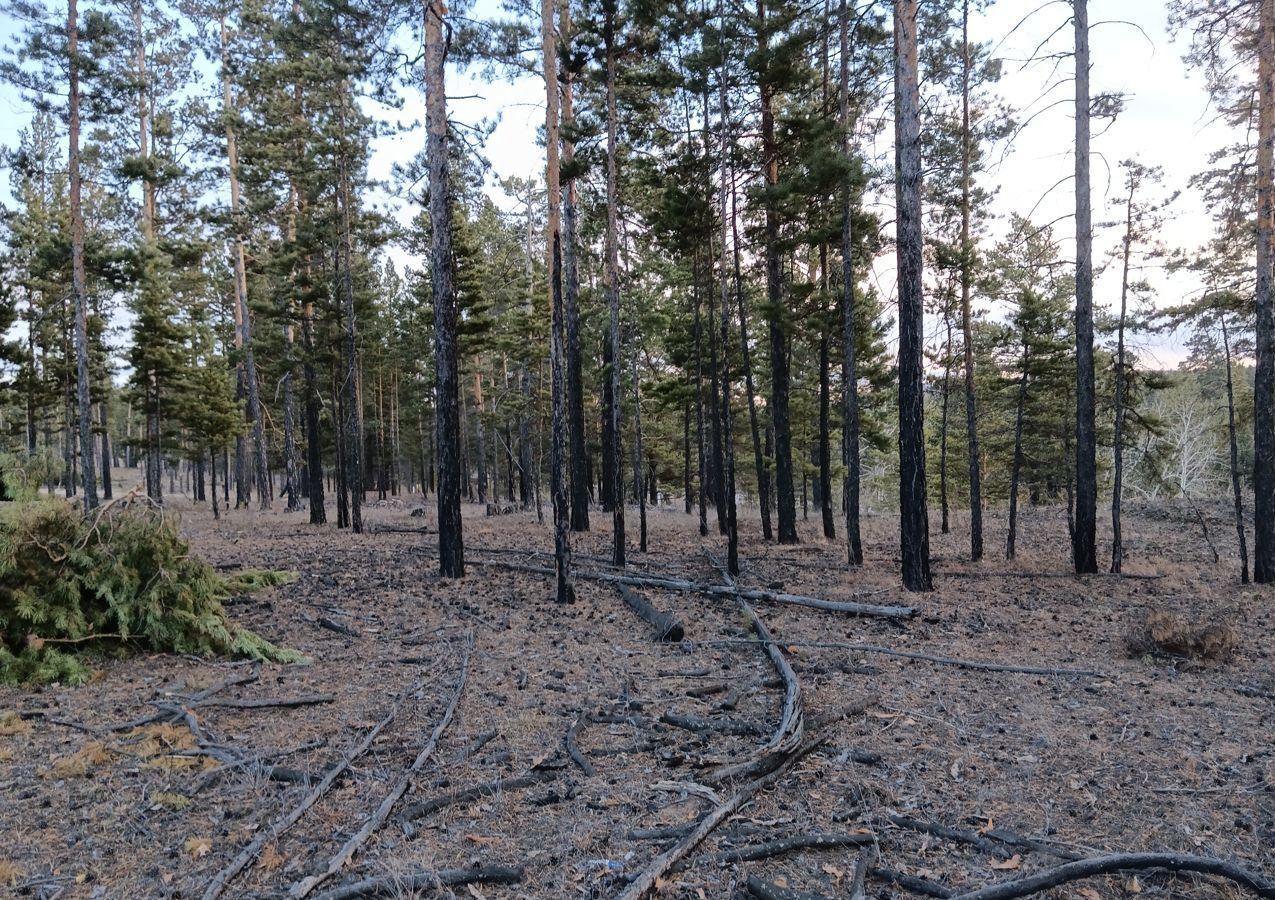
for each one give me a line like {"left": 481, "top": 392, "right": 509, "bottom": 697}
{"left": 604, "top": 0, "right": 626, "bottom": 566}
{"left": 1254, "top": 0, "right": 1275, "bottom": 583}
{"left": 894, "top": 0, "right": 932, "bottom": 591}
{"left": 758, "top": 0, "right": 797, "bottom": 543}
{"left": 1222, "top": 315, "right": 1250, "bottom": 584}
{"left": 545, "top": 0, "right": 574, "bottom": 602}
{"left": 68, "top": 0, "right": 97, "bottom": 512}
{"left": 426, "top": 0, "right": 464, "bottom": 576}
{"left": 337, "top": 112, "right": 363, "bottom": 534}
{"left": 959, "top": 0, "right": 983, "bottom": 561}
{"left": 731, "top": 162, "right": 772, "bottom": 541}
{"left": 1111, "top": 177, "right": 1135, "bottom": 573}
{"left": 718, "top": 29, "right": 739, "bottom": 574}
{"left": 561, "top": 5, "right": 590, "bottom": 533}
{"left": 1072, "top": 0, "right": 1098, "bottom": 573}
{"left": 302, "top": 294, "right": 326, "bottom": 524}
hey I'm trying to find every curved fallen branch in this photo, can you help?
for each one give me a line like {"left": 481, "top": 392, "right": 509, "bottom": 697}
{"left": 948, "top": 852, "right": 1275, "bottom": 900}
{"left": 310, "top": 864, "right": 523, "bottom": 900}
{"left": 701, "top": 549, "right": 804, "bottom": 784}
{"left": 291, "top": 631, "right": 475, "bottom": 898}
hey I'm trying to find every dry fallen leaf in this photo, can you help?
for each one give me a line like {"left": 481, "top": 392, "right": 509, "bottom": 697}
{"left": 464, "top": 834, "right": 499, "bottom": 846}
{"left": 977, "top": 818, "right": 995, "bottom": 835}
{"left": 184, "top": 837, "right": 213, "bottom": 859}
{"left": 1075, "top": 889, "right": 1101, "bottom": 900}
{"left": 822, "top": 863, "right": 845, "bottom": 884}
{"left": 1125, "top": 876, "right": 1143, "bottom": 894}
{"left": 989, "top": 854, "right": 1022, "bottom": 871}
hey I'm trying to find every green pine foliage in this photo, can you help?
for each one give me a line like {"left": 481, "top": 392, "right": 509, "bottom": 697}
{"left": 0, "top": 499, "right": 302, "bottom": 686}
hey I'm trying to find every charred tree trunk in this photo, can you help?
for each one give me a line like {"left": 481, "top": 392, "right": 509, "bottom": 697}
{"left": 1111, "top": 177, "right": 1135, "bottom": 574}
{"left": 427, "top": 0, "right": 464, "bottom": 576}
{"left": 562, "top": 5, "right": 590, "bottom": 533}
{"left": 894, "top": 0, "right": 933, "bottom": 591}
{"left": 1222, "top": 315, "right": 1250, "bottom": 584}
{"left": 546, "top": 0, "right": 574, "bottom": 602}
{"left": 758, "top": 0, "right": 797, "bottom": 544}
{"left": 68, "top": 0, "right": 97, "bottom": 512}
{"left": 1072, "top": 0, "right": 1098, "bottom": 573}
{"left": 604, "top": 0, "right": 626, "bottom": 567}
{"left": 731, "top": 163, "right": 772, "bottom": 542}
{"left": 303, "top": 296, "right": 326, "bottom": 524}
{"left": 1255, "top": 0, "right": 1275, "bottom": 583}
{"left": 959, "top": 0, "right": 983, "bottom": 561}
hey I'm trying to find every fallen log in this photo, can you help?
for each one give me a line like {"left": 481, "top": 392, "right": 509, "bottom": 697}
{"left": 660, "top": 709, "right": 766, "bottom": 737}
{"left": 704, "top": 831, "right": 875, "bottom": 865}
{"left": 948, "top": 852, "right": 1275, "bottom": 900}
{"left": 310, "top": 864, "right": 523, "bottom": 900}
{"left": 872, "top": 867, "right": 954, "bottom": 898}
{"left": 472, "top": 558, "right": 917, "bottom": 620}
{"left": 190, "top": 693, "right": 335, "bottom": 710}
{"left": 618, "top": 583, "right": 685, "bottom": 641}
{"left": 291, "top": 632, "right": 474, "bottom": 898}
{"left": 614, "top": 733, "right": 828, "bottom": 900}
{"left": 849, "top": 844, "right": 877, "bottom": 900}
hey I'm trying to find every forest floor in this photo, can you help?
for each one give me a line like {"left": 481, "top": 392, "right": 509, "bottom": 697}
{"left": 1, "top": 494, "right": 1273, "bottom": 900}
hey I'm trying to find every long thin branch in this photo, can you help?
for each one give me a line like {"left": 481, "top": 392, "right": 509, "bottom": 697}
{"left": 949, "top": 853, "right": 1275, "bottom": 900}
{"left": 471, "top": 558, "right": 917, "bottom": 619}
{"left": 291, "top": 632, "right": 474, "bottom": 898}
{"left": 201, "top": 696, "right": 408, "bottom": 900}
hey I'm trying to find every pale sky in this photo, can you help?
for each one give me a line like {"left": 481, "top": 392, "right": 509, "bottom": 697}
{"left": 0, "top": 0, "right": 1252, "bottom": 372}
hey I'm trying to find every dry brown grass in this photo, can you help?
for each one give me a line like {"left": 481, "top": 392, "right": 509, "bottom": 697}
{"left": 0, "top": 711, "right": 31, "bottom": 737}
{"left": 1125, "top": 610, "right": 1239, "bottom": 661}
{"left": 44, "top": 741, "right": 116, "bottom": 778}
{"left": 0, "top": 859, "right": 24, "bottom": 887}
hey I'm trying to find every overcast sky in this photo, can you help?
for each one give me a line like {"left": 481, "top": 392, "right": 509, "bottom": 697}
{"left": 0, "top": 0, "right": 1251, "bottom": 370}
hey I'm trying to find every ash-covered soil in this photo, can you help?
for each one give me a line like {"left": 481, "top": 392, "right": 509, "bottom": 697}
{"left": 1, "top": 496, "right": 1271, "bottom": 899}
